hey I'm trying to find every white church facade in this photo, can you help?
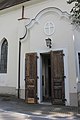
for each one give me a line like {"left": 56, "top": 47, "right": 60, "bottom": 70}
{"left": 0, "top": 0, "right": 80, "bottom": 106}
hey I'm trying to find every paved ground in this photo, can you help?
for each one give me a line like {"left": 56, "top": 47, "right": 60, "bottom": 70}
{"left": 0, "top": 95, "right": 80, "bottom": 120}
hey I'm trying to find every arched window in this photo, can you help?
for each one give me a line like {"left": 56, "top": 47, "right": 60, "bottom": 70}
{"left": 0, "top": 39, "right": 8, "bottom": 73}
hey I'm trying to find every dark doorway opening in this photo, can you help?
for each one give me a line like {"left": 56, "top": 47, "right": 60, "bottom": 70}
{"left": 41, "top": 53, "right": 51, "bottom": 102}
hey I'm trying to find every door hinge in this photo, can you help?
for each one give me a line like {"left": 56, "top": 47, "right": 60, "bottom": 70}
{"left": 37, "top": 76, "right": 39, "bottom": 79}
{"left": 37, "top": 56, "right": 39, "bottom": 59}
{"left": 63, "top": 53, "right": 65, "bottom": 56}
{"left": 60, "top": 53, "right": 65, "bottom": 56}
{"left": 64, "top": 76, "right": 66, "bottom": 78}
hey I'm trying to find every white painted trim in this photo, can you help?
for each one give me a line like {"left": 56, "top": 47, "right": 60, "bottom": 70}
{"left": 63, "top": 49, "right": 70, "bottom": 106}
{"left": 76, "top": 51, "right": 80, "bottom": 82}
{"left": 0, "top": 38, "right": 8, "bottom": 75}
{"left": 21, "top": 7, "right": 70, "bottom": 41}
{"left": 26, "top": 7, "right": 70, "bottom": 29}
{"left": 0, "top": 38, "right": 6, "bottom": 59}
{"left": 44, "top": 21, "right": 55, "bottom": 36}
{"left": 37, "top": 52, "right": 42, "bottom": 103}
{"left": 21, "top": 7, "right": 71, "bottom": 39}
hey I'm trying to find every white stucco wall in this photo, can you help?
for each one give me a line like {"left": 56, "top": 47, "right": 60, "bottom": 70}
{"left": 0, "top": 5, "right": 21, "bottom": 94}
{"left": 73, "top": 29, "right": 80, "bottom": 93}
{"left": 0, "top": 0, "right": 78, "bottom": 106}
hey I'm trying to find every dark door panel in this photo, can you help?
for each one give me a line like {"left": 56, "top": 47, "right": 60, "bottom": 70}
{"left": 25, "top": 53, "right": 37, "bottom": 104}
{"left": 51, "top": 50, "right": 65, "bottom": 105}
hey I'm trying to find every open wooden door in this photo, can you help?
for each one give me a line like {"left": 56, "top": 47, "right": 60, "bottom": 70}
{"left": 25, "top": 53, "right": 37, "bottom": 104}
{"left": 51, "top": 50, "right": 65, "bottom": 105}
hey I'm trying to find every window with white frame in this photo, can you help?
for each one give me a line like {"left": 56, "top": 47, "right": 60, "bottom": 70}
{"left": 0, "top": 38, "right": 8, "bottom": 73}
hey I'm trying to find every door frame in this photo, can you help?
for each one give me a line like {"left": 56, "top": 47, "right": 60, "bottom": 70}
{"left": 76, "top": 51, "right": 80, "bottom": 82}
{"left": 38, "top": 49, "right": 70, "bottom": 105}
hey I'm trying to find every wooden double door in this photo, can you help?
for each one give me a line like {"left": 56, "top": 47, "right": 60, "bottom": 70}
{"left": 25, "top": 50, "right": 65, "bottom": 105}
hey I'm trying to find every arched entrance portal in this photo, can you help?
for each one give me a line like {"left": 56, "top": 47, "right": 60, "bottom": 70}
{"left": 25, "top": 50, "right": 65, "bottom": 105}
